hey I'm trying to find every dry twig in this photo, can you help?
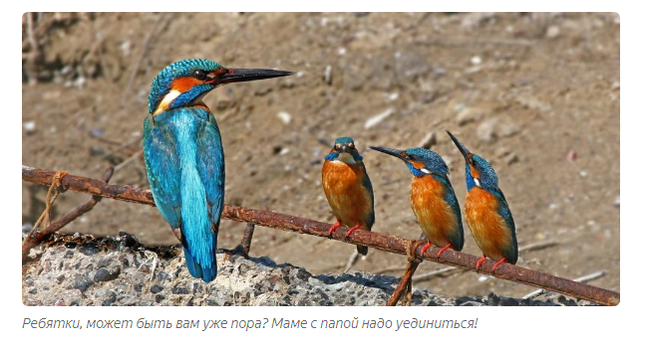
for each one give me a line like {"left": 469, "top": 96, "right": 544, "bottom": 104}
{"left": 121, "top": 13, "right": 165, "bottom": 107}
{"left": 522, "top": 270, "right": 607, "bottom": 300}
{"left": 387, "top": 240, "right": 423, "bottom": 306}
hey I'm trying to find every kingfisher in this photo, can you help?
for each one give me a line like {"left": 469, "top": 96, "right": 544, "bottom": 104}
{"left": 322, "top": 137, "right": 374, "bottom": 255}
{"left": 370, "top": 146, "right": 464, "bottom": 258}
{"left": 446, "top": 131, "right": 517, "bottom": 272}
{"left": 143, "top": 59, "right": 292, "bottom": 282}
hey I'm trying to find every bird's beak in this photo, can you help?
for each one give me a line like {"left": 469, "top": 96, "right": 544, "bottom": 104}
{"left": 215, "top": 68, "right": 293, "bottom": 85}
{"left": 369, "top": 146, "right": 407, "bottom": 162}
{"left": 446, "top": 130, "right": 472, "bottom": 164}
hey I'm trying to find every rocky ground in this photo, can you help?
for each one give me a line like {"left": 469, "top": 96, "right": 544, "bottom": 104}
{"left": 22, "top": 232, "right": 593, "bottom": 306}
{"left": 22, "top": 13, "right": 619, "bottom": 301}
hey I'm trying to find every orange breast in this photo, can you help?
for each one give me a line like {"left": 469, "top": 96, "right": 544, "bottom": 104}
{"left": 322, "top": 160, "right": 372, "bottom": 230}
{"left": 410, "top": 175, "right": 458, "bottom": 247}
{"left": 465, "top": 188, "right": 513, "bottom": 261}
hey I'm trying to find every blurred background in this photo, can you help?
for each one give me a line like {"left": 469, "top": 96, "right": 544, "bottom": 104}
{"left": 22, "top": 12, "right": 619, "bottom": 298}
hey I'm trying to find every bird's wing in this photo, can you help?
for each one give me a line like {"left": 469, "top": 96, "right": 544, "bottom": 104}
{"left": 494, "top": 187, "right": 518, "bottom": 262}
{"left": 359, "top": 161, "right": 375, "bottom": 229}
{"left": 142, "top": 115, "right": 182, "bottom": 228}
{"left": 436, "top": 174, "right": 465, "bottom": 249}
{"left": 196, "top": 113, "right": 225, "bottom": 231}
{"left": 494, "top": 188, "right": 516, "bottom": 235}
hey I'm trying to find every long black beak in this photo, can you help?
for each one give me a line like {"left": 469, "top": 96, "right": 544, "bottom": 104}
{"left": 446, "top": 130, "right": 472, "bottom": 164}
{"left": 369, "top": 146, "right": 407, "bottom": 162}
{"left": 217, "top": 68, "right": 293, "bottom": 85}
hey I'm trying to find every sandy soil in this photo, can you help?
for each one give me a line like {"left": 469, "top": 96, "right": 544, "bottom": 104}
{"left": 22, "top": 12, "right": 620, "bottom": 299}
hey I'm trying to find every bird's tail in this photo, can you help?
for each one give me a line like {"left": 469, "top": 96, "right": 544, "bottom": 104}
{"left": 357, "top": 245, "right": 368, "bottom": 256}
{"left": 180, "top": 166, "right": 218, "bottom": 283}
{"left": 183, "top": 245, "right": 217, "bottom": 282}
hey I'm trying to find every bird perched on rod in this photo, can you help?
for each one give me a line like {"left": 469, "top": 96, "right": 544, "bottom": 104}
{"left": 446, "top": 131, "right": 517, "bottom": 272}
{"left": 143, "top": 59, "right": 292, "bottom": 282}
{"left": 322, "top": 137, "right": 374, "bottom": 255}
{"left": 370, "top": 146, "right": 464, "bottom": 258}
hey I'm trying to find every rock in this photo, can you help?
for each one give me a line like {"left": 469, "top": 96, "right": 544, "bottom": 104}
{"left": 498, "top": 121, "right": 520, "bottom": 137}
{"left": 324, "top": 65, "right": 332, "bottom": 85}
{"left": 461, "top": 12, "right": 496, "bottom": 29}
{"left": 470, "top": 56, "right": 482, "bottom": 65}
{"left": 456, "top": 108, "right": 483, "bottom": 126}
{"left": 418, "top": 131, "right": 436, "bottom": 149}
{"left": 495, "top": 146, "right": 511, "bottom": 158}
{"left": 23, "top": 121, "right": 36, "bottom": 133}
{"left": 546, "top": 25, "right": 560, "bottom": 39}
{"left": 22, "top": 232, "right": 599, "bottom": 306}
{"left": 394, "top": 52, "right": 430, "bottom": 81}
{"left": 505, "top": 153, "right": 519, "bottom": 165}
{"left": 93, "top": 268, "right": 121, "bottom": 282}
{"left": 343, "top": 64, "right": 364, "bottom": 91}
{"left": 477, "top": 118, "right": 499, "bottom": 142}
{"left": 276, "top": 111, "right": 291, "bottom": 125}
{"left": 515, "top": 94, "right": 551, "bottom": 113}
{"left": 566, "top": 149, "right": 577, "bottom": 162}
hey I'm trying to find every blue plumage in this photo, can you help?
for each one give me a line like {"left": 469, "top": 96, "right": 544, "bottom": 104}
{"left": 143, "top": 59, "right": 292, "bottom": 282}
{"left": 143, "top": 107, "right": 222, "bottom": 282}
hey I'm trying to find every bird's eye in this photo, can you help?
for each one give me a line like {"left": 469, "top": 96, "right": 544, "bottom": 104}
{"left": 193, "top": 70, "right": 207, "bottom": 80}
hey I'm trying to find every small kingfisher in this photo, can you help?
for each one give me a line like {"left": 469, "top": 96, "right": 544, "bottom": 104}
{"left": 322, "top": 137, "right": 374, "bottom": 255}
{"left": 370, "top": 146, "right": 464, "bottom": 258}
{"left": 143, "top": 59, "right": 292, "bottom": 282}
{"left": 446, "top": 131, "right": 517, "bottom": 272}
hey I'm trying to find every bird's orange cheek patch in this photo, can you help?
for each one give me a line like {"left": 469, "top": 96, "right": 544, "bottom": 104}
{"left": 470, "top": 166, "right": 480, "bottom": 179}
{"left": 171, "top": 77, "right": 202, "bottom": 93}
{"left": 409, "top": 161, "right": 424, "bottom": 170}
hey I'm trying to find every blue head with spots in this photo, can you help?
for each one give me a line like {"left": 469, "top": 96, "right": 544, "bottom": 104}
{"left": 148, "top": 59, "right": 293, "bottom": 116}
{"left": 325, "top": 137, "right": 364, "bottom": 163}
{"left": 447, "top": 131, "right": 500, "bottom": 192}
{"left": 369, "top": 146, "right": 449, "bottom": 178}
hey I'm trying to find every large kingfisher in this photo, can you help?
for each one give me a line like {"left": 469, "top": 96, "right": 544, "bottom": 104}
{"left": 143, "top": 59, "right": 292, "bottom": 282}
{"left": 322, "top": 137, "right": 374, "bottom": 255}
{"left": 370, "top": 146, "right": 464, "bottom": 258}
{"left": 446, "top": 131, "right": 517, "bottom": 272}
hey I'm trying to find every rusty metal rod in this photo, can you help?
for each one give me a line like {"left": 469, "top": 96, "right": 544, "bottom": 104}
{"left": 241, "top": 223, "right": 256, "bottom": 256}
{"left": 21, "top": 165, "right": 620, "bottom": 306}
{"left": 22, "top": 167, "right": 115, "bottom": 262}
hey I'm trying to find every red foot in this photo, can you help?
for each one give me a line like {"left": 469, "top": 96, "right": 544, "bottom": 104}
{"left": 345, "top": 223, "right": 363, "bottom": 237}
{"left": 420, "top": 242, "right": 432, "bottom": 256}
{"left": 491, "top": 258, "right": 507, "bottom": 272}
{"left": 475, "top": 255, "right": 487, "bottom": 271}
{"left": 328, "top": 221, "right": 341, "bottom": 235}
{"left": 436, "top": 243, "right": 453, "bottom": 258}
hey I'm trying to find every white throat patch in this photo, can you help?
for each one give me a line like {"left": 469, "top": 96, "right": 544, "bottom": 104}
{"left": 153, "top": 89, "right": 181, "bottom": 116}
{"left": 335, "top": 152, "right": 357, "bottom": 165}
{"left": 473, "top": 178, "right": 481, "bottom": 187}
{"left": 420, "top": 168, "right": 432, "bottom": 174}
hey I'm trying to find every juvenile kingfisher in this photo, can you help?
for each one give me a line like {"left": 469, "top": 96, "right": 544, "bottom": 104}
{"left": 322, "top": 137, "right": 374, "bottom": 255}
{"left": 446, "top": 131, "right": 517, "bottom": 272}
{"left": 143, "top": 59, "right": 292, "bottom": 282}
{"left": 370, "top": 146, "right": 464, "bottom": 258}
